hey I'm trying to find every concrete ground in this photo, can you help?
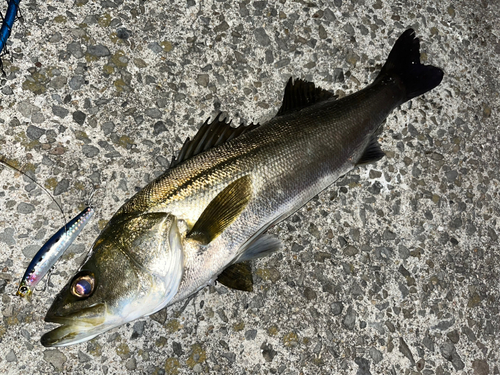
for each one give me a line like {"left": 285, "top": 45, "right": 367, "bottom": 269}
{"left": 0, "top": 0, "right": 499, "bottom": 374}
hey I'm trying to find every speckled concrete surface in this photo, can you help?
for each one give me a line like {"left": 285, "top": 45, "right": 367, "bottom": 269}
{"left": 0, "top": 0, "right": 499, "bottom": 374}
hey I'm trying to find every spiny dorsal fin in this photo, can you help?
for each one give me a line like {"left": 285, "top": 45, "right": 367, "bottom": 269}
{"left": 169, "top": 114, "right": 259, "bottom": 168}
{"left": 187, "top": 175, "right": 252, "bottom": 245}
{"left": 276, "top": 77, "right": 337, "bottom": 117}
{"left": 356, "top": 135, "right": 385, "bottom": 165}
{"left": 217, "top": 262, "right": 253, "bottom": 292}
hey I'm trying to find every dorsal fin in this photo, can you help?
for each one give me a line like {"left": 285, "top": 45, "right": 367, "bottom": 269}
{"left": 169, "top": 114, "right": 259, "bottom": 168}
{"left": 276, "top": 77, "right": 337, "bottom": 117}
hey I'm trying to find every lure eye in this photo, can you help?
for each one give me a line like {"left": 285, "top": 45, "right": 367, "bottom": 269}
{"left": 71, "top": 274, "right": 95, "bottom": 298}
{"left": 17, "top": 285, "right": 29, "bottom": 297}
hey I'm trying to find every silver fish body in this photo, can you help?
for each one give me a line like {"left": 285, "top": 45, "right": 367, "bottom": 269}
{"left": 161, "top": 82, "right": 399, "bottom": 304}
{"left": 41, "top": 29, "right": 443, "bottom": 347}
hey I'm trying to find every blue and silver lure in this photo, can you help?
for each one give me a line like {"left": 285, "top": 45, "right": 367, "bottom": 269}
{"left": 16, "top": 206, "right": 95, "bottom": 298}
{"left": 0, "top": 158, "right": 95, "bottom": 298}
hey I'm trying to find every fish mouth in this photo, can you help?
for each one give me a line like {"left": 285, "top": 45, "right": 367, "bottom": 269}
{"left": 41, "top": 303, "right": 108, "bottom": 347}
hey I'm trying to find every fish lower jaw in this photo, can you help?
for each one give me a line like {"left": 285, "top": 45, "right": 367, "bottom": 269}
{"left": 42, "top": 304, "right": 116, "bottom": 347}
{"left": 40, "top": 321, "right": 111, "bottom": 347}
{"left": 41, "top": 310, "right": 132, "bottom": 347}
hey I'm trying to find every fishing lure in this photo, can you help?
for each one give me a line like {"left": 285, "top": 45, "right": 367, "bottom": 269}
{"left": 0, "top": 158, "right": 95, "bottom": 298}
{"left": 16, "top": 206, "right": 95, "bottom": 298}
{"left": 0, "top": 0, "right": 21, "bottom": 74}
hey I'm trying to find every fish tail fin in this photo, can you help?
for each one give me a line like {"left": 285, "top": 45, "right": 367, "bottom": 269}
{"left": 374, "top": 28, "right": 443, "bottom": 102}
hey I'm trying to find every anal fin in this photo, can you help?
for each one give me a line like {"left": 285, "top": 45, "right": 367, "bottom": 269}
{"left": 217, "top": 234, "right": 282, "bottom": 292}
{"left": 217, "top": 262, "right": 253, "bottom": 292}
{"left": 356, "top": 135, "right": 385, "bottom": 165}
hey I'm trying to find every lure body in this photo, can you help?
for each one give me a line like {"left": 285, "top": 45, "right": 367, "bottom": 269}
{"left": 16, "top": 206, "right": 94, "bottom": 298}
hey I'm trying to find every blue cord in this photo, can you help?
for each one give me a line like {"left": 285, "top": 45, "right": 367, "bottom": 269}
{"left": 0, "top": 0, "right": 22, "bottom": 72}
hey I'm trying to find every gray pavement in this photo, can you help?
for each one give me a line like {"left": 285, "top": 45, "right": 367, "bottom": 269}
{"left": 0, "top": 0, "right": 499, "bottom": 374}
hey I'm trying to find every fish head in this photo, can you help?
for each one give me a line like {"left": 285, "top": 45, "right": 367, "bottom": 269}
{"left": 41, "top": 212, "right": 184, "bottom": 347}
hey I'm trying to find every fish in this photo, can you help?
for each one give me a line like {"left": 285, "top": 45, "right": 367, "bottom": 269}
{"left": 41, "top": 29, "right": 443, "bottom": 347}
{"left": 17, "top": 206, "right": 95, "bottom": 298}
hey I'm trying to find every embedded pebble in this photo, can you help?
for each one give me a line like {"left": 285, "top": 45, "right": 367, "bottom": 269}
{"left": 6, "top": 349, "right": 17, "bottom": 362}
{"left": 22, "top": 245, "right": 40, "bottom": 258}
{"left": 145, "top": 108, "right": 162, "bottom": 119}
{"left": 254, "top": 28, "right": 271, "bottom": 46}
{"left": 355, "top": 357, "right": 371, "bottom": 375}
{"left": 2, "top": 85, "right": 13, "bottom": 95}
{"left": 31, "top": 112, "right": 45, "bottom": 124}
{"left": 0, "top": 228, "right": 16, "bottom": 246}
{"left": 245, "top": 329, "right": 257, "bottom": 340}
{"left": 440, "top": 342, "right": 465, "bottom": 370}
{"left": 101, "top": 121, "right": 115, "bottom": 135}
{"left": 78, "top": 351, "right": 91, "bottom": 363}
{"left": 116, "top": 28, "right": 131, "bottom": 40}
{"left": 260, "top": 342, "right": 276, "bottom": 362}
{"left": 26, "top": 125, "right": 45, "bottom": 140}
{"left": 50, "top": 75, "right": 67, "bottom": 89}
{"left": 172, "top": 342, "right": 184, "bottom": 356}
{"left": 54, "top": 178, "right": 70, "bottom": 195}
{"left": 17, "top": 202, "right": 35, "bottom": 214}
{"left": 196, "top": 74, "right": 209, "bottom": 87}
{"left": 399, "top": 337, "right": 415, "bottom": 366}
{"left": 131, "top": 321, "right": 146, "bottom": 339}
{"left": 43, "top": 349, "right": 67, "bottom": 371}
{"left": 82, "top": 145, "right": 100, "bottom": 158}
{"left": 69, "top": 76, "right": 85, "bottom": 90}
{"left": 342, "top": 306, "right": 356, "bottom": 330}
{"left": 472, "top": 359, "right": 490, "bottom": 375}
{"left": 52, "top": 105, "right": 69, "bottom": 118}
{"left": 73, "top": 110, "right": 86, "bottom": 125}
{"left": 125, "top": 357, "right": 136, "bottom": 370}
{"left": 331, "top": 302, "right": 344, "bottom": 316}
{"left": 87, "top": 45, "right": 111, "bottom": 57}
{"left": 67, "top": 42, "right": 84, "bottom": 58}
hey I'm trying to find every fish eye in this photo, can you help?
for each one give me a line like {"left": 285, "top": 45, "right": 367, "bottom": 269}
{"left": 20, "top": 286, "right": 28, "bottom": 293}
{"left": 71, "top": 273, "right": 95, "bottom": 298}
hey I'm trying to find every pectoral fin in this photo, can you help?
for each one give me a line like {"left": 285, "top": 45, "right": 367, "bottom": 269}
{"left": 217, "top": 262, "right": 253, "bottom": 292}
{"left": 187, "top": 175, "right": 252, "bottom": 244}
